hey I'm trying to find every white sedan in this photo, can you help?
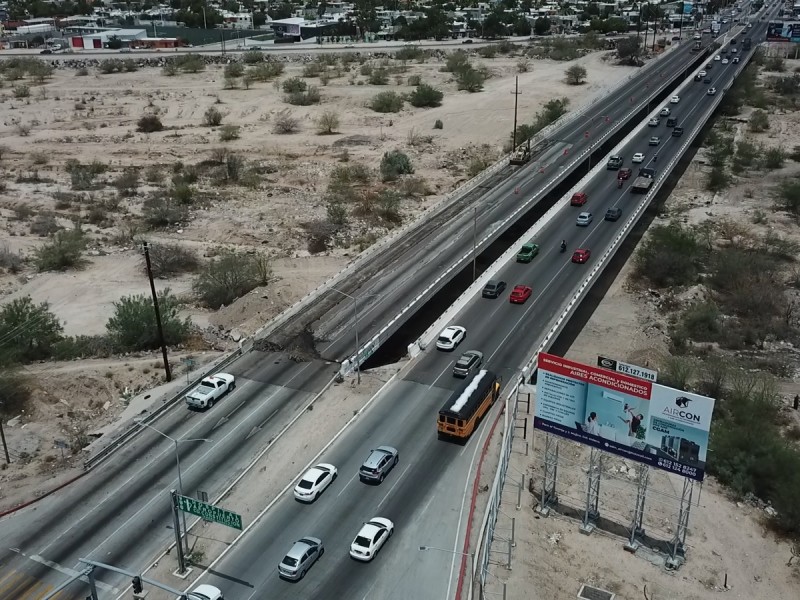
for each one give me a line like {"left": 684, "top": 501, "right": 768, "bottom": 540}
{"left": 659, "top": 107, "right": 671, "bottom": 116}
{"left": 294, "top": 463, "right": 338, "bottom": 502}
{"left": 187, "top": 584, "right": 224, "bottom": 600}
{"left": 349, "top": 517, "right": 394, "bottom": 561}
{"left": 632, "top": 152, "right": 645, "bottom": 164}
{"left": 707, "top": 87, "right": 717, "bottom": 95}
{"left": 722, "top": 58, "right": 729, "bottom": 64}
{"left": 436, "top": 325, "right": 466, "bottom": 351}
{"left": 670, "top": 95, "right": 680, "bottom": 104}
{"left": 714, "top": 54, "right": 721, "bottom": 61}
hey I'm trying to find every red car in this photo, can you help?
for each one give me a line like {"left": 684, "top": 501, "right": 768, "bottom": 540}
{"left": 617, "top": 168, "right": 633, "bottom": 180}
{"left": 509, "top": 285, "right": 533, "bottom": 304}
{"left": 570, "top": 192, "right": 588, "bottom": 206}
{"left": 572, "top": 249, "right": 591, "bottom": 264}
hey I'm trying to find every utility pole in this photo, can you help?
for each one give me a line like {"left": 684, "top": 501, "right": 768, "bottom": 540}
{"left": 472, "top": 207, "right": 478, "bottom": 282}
{"left": 511, "top": 76, "right": 521, "bottom": 151}
{"left": 141, "top": 242, "right": 172, "bottom": 382}
{"left": 0, "top": 402, "right": 10, "bottom": 464}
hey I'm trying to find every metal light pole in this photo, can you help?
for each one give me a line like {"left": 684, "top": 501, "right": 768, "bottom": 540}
{"left": 419, "top": 546, "right": 475, "bottom": 592}
{"left": 0, "top": 401, "right": 10, "bottom": 464}
{"left": 202, "top": 6, "right": 207, "bottom": 30}
{"left": 330, "top": 289, "right": 378, "bottom": 385}
{"left": 472, "top": 207, "right": 478, "bottom": 282}
{"left": 135, "top": 420, "right": 211, "bottom": 554}
{"left": 511, "top": 76, "right": 521, "bottom": 151}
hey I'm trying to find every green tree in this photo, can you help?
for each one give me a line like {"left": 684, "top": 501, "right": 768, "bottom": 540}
{"left": 408, "top": 83, "right": 444, "bottom": 107}
{"left": 106, "top": 289, "right": 191, "bottom": 352}
{"left": 380, "top": 150, "right": 414, "bottom": 181}
{"left": 0, "top": 296, "right": 63, "bottom": 364}
{"left": 615, "top": 36, "right": 642, "bottom": 65}
{"left": 533, "top": 17, "right": 551, "bottom": 36}
{"left": 565, "top": 64, "right": 587, "bottom": 85}
{"left": 193, "top": 250, "right": 272, "bottom": 309}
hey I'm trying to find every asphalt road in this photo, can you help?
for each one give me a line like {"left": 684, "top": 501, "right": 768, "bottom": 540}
{"left": 0, "top": 6, "right": 772, "bottom": 598}
{"left": 184, "top": 11, "right": 773, "bottom": 600}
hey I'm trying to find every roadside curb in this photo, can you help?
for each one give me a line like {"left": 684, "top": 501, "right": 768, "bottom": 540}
{"left": 456, "top": 401, "right": 506, "bottom": 600}
{"left": 0, "top": 470, "right": 86, "bottom": 519}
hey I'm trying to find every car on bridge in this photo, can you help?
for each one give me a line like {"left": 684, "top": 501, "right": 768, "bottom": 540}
{"left": 618, "top": 167, "right": 633, "bottom": 180}
{"left": 294, "top": 464, "right": 338, "bottom": 502}
{"left": 714, "top": 54, "right": 721, "bottom": 61}
{"left": 708, "top": 87, "right": 717, "bottom": 95}
{"left": 632, "top": 152, "right": 645, "bottom": 164}
{"left": 359, "top": 446, "right": 399, "bottom": 483}
{"left": 704, "top": 76, "right": 713, "bottom": 83}
{"left": 570, "top": 191, "right": 588, "bottom": 206}
{"left": 606, "top": 155, "right": 624, "bottom": 169}
{"left": 649, "top": 136, "right": 661, "bottom": 146}
{"left": 670, "top": 95, "right": 681, "bottom": 103}
{"left": 184, "top": 373, "right": 235, "bottom": 410}
{"left": 187, "top": 584, "right": 224, "bottom": 600}
{"left": 604, "top": 207, "right": 622, "bottom": 221}
{"left": 733, "top": 56, "right": 740, "bottom": 63}
{"left": 576, "top": 212, "right": 593, "bottom": 226}
{"left": 698, "top": 69, "right": 707, "bottom": 78}
{"left": 672, "top": 127, "right": 684, "bottom": 136}
{"left": 571, "top": 248, "right": 591, "bottom": 263}
{"left": 659, "top": 107, "right": 671, "bottom": 116}
{"left": 349, "top": 517, "right": 394, "bottom": 561}
{"left": 516, "top": 242, "right": 540, "bottom": 262}
{"left": 436, "top": 325, "right": 466, "bottom": 350}
{"left": 481, "top": 280, "right": 506, "bottom": 299}
{"left": 279, "top": 537, "right": 324, "bottom": 580}
{"left": 509, "top": 285, "right": 533, "bottom": 304}
{"left": 722, "top": 58, "right": 729, "bottom": 64}
{"left": 453, "top": 350, "right": 484, "bottom": 378}
{"left": 648, "top": 117, "right": 661, "bottom": 127}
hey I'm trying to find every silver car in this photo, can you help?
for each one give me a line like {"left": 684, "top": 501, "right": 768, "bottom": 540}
{"left": 278, "top": 537, "right": 324, "bottom": 580}
{"left": 576, "top": 212, "right": 593, "bottom": 227}
{"left": 359, "top": 446, "right": 399, "bottom": 483}
{"left": 453, "top": 350, "right": 484, "bottom": 378}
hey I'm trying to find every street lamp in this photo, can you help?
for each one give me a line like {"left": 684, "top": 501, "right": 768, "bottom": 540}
{"left": 418, "top": 545, "right": 475, "bottom": 593}
{"left": 330, "top": 288, "right": 378, "bottom": 385}
{"left": 134, "top": 419, "right": 211, "bottom": 554}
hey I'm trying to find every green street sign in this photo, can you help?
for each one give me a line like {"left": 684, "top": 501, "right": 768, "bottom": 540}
{"left": 175, "top": 494, "right": 243, "bottom": 530}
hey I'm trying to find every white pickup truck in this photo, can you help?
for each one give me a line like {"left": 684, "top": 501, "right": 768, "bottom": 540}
{"left": 185, "top": 373, "right": 235, "bottom": 409}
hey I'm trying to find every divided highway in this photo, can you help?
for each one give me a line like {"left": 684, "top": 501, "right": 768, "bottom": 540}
{"left": 186, "top": 14, "right": 774, "bottom": 600}
{"left": 0, "top": 8, "right": 770, "bottom": 598}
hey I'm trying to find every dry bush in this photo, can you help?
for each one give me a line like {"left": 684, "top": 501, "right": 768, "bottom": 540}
{"left": 316, "top": 111, "right": 340, "bottom": 135}
{"left": 30, "top": 213, "right": 61, "bottom": 236}
{"left": 145, "top": 242, "right": 199, "bottom": 277}
{"left": 273, "top": 109, "right": 299, "bottom": 134}
{"left": 0, "top": 244, "right": 25, "bottom": 273}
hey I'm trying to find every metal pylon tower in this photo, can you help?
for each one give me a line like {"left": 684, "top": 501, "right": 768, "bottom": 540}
{"left": 625, "top": 463, "right": 649, "bottom": 550}
{"left": 581, "top": 447, "right": 603, "bottom": 533}
{"left": 537, "top": 434, "right": 559, "bottom": 515}
{"left": 667, "top": 477, "right": 694, "bottom": 568}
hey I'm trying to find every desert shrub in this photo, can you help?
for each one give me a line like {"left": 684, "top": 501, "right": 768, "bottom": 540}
{"left": 34, "top": 228, "right": 87, "bottom": 272}
{"left": 407, "top": 74, "right": 422, "bottom": 86}
{"left": 76, "top": 67, "right": 89, "bottom": 76}
{"left": 443, "top": 51, "right": 470, "bottom": 74}
{"left": 51, "top": 334, "right": 114, "bottom": 360}
{"left": 0, "top": 244, "right": 25, "bottom": 274}
{"left": 122, "top": 59, "right": 138, "bottom": 72}
{"left": 222, "top": 154, "right": 245, "bottom": 183}
{"left": 377, "top": 189, "right": 403, "bottom": 225}
{"left": 565, "top": 64, "right": 587, "bottom": 85}
{"left": 242, "top": 50, "right": 264, "bottom": 64}
{"left": 162, "top": 62, "right": 179, "bottom": 76}
{"left": 13, "top": 84, "right": 30, "bottom": 98}
{"left": 517, "top": 59, "right": 530, "bottom": 73}
{"left": 634, "top": 222, "right": 704, "bottom": 287}
{"left": 170, "top": 181, "right": 194, "bottom": 204}
{"left": 175, "top": 54, "right": 205, "bottom": 73}
{"left": 250, "top": 61, "right": 284, "bottom": 81}
{"left": 369, "top": 91, "right": 404, "bottom": 113}
{"left": 326, "top": 200, "right": 349, "bottom": 227}
{"left": 675, "top": 301, "right": 722, "bottom": 342}
{"left": 467, "top": 156, "right": 492, "bottom": 178}
{"left": 368, "top": 68, "right": 390, "bottom": 85}
{"left": 203, "top": 106, "right": 223, "bottom": 126}
{"left": 142, "top": 196, "right": 188, "bottom": 228}
{"left": 394, "top": 46, "right": 425, "bottom": 61}
{"left": 380, "top": 150, "right": 414, "bottom": 182}
{"left": 285, "top": 86, "right": 321, "bottom": 106}
{"left": 330, "top": 163, "right": 371, "bottom": 186}
{"left": 706, "top": 166, "right": 730, "bottom": 192}
{"left": 316, "top": 111, "right": 340, "bottom": 135}
{"left": 657, "top": 356, "right": 695, "bottom": 391}
{"left": 456, "top": 68, "right": 485, "bottom": 92}
{"left": 145, "top": 242, "right": 199, "bottom": 277}
{"left": 137, "top": 114, "right": 164, "bottom": 133}
{"left": 434, "top": 119, "right": 443, "bottom": 129}
{"left": 0, "top": 369, "right": 32, "bottom": 413}
{"left": 106, "top": 289, "right": 191, "bottom": 351}
{"left": 224, "top": 63, "right": 244, "bottom": 79}
{"left": 762, "top": 148, "right": 785, "bottom": 170}
{"left": 273, "top": 109, "right": 299, "bottom": 134}
{"left": 98, "top": 59, "right": 122, "bottom": 74}
{"left": 30, "top": 213, "right": 60, "bottom": 235}
{"left": 764, "top": 56, "right": 785, "bottom": 72}
{"left": 282, "top": 77, "right": 307, "bottom": 93}
{"left": 408, "top": 83, "right": 444, "bottom": 108}
{"left": 219, "top": 124, "right": 241, "bottom": 141}
{"left": 193, "top": 250, "right": 272, "bottom": 309}
{"left": 302, "top": 62, "right": 322, "bottom": 78}
{"left": 0, "top": 296, "right": 63, "bottom": 364}
{"left": 113, "top": 168, "right": 139, "bottom": 196}
{"left": 749, "top": 109, "right": 769, "bottom": 132}
{"left": 145, "top": 165, "right": 163, "bottom": 183}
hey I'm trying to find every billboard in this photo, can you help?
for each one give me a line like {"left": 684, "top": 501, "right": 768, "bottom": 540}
{"left": 767, "top": 21, "right": 800, "bottom": 42}
{"left": 534, "top": 353, "right": 716, "bottom": 481}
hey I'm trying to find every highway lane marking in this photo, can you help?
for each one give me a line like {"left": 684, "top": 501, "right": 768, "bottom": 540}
{"left": 445, "top": 418, "right": 486, "bottom": 600}
{"left": 245, "top": 408, "right": 279, "bottom": 440}
{"left": 337, "top": 472, "right": 360, "bottom": 498}
{"left": 419, "top": 493, "right": 436, "bottom": 518}
{"left": 377, "top": 464, "right": 412, "bottom": 511}
{"left": 8, "top": 549, "right": 119, "bottom": 595}
{"left": 213, "top": 400, "right": 247, "bottom": 430}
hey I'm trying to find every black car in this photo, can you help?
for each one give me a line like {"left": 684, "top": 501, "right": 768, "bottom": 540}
{"left": 606, "top": 155, "right": 623, "bottom": 170}
{"left": 604, "top": 207, "right": 623, "bottom": 222}
{"left": 694, "top": 73, "right": 703, "bottom": 81}
{"left": 704, "top": 77, "right": 712, "bottom": 83}
{"left": 482, "top": 280, "right": 507, "bottom": 299}
{"left": 40, "top": 49, "right": 52, "bottom": 54}
{"left": 672, "top": 127, "right": 684, "bottom": 137}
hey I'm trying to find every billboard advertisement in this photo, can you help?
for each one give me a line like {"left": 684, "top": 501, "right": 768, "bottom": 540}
{"left": 534, "top": 353, "right": 716, "bottom": 481}
{"left": 767, "top": 21, "right": 800, "bottom": 42}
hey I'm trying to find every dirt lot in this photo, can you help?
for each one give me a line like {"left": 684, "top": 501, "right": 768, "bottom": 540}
{"left": 485, "top": 68, "right": 800, "bottom": 600}
{"left": 0, "top": 45, "right": 639, "bottom": 510}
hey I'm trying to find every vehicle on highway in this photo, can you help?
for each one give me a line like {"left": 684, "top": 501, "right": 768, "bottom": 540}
{"left": 462, "top": 39, "right": 474, "bottom": 44}
{"left": 670, "top": 95, "right": 680, "bottom": 104}
{"left": 436, "top": 325, "right": 466, "bottom": 350}
{"left": 631, "top": 152, "right": 645, "bottom": 164}
{"left": 184, "top": 373, "right": 235, "bottom": 409}
{"left": 509, "top": 285, "right": 532, "bottom": 304}
{"left": 606, "top": 155, "right": 623, "bottom": 169}
{"left": 714, "top": 54, "right": 721, "bottom": 61}
{"left": 570, "top": 191, "right": 588, "bottom": 206}
{"left": 733, "top": 56, "right": 740, "bottom": 63}
{"left": 571, "top": 248, "right": 591, "bottom": 264}
{"left": 604, "top": 207, "right": 623, "bottom": 221}
{"left": 187, "top": 584, "right": 224, "bottom": 600}
{"left": 648, "top": 117, "right": 661, "bottom": 127}
{"left": 693, "top": 33, "right": 702, "bottom": 40}
{"left": 659, "top": 107, "right": 670, "bottom": 116}
{"left": 437, "top": 369, "right": 501, "bottom": 441}
{"left": 698, "top": 70, "right": 707, "bottom": 78}
{"left": 294, "top": 464, "right": 338, "bottom": 502}
{"left": 666, "top": 117, "right": 678, "bottom": 127}
{"left": 631, "top": 167, "right": 656, "bottom": 193}
{"left": 119, "top": 47, "right": 132, "bottom": 53}
{"left": 481, "top": 280, "right": 506, "bottom": 299}
{"left": 453, "top": 350, "right": 484, "bottom": 378}
{"left": 40, "top": 49, "right": 52, "bottom": 54}
{"left": 359, "top": 446, "right": 399, "bottom": 483}
{"left": 672, "top": 126, "right": 684, "bottom": 136}
{"left": 516, "top": 241, "right": 539, "bottom": 262}
{"left": 707, "top": 86, "right": 718, "bottom": 95}
{"left": 731, "top": 47, "right": 738, "bottom": 53}
{"left": 349, "top": 518, "right": 394, "bottom": 561}
{"left": 704, "top": 76, "right": 712, "bottom": 83}
{"left": 344, "top": 44, "right": 355, "bottom": 48}
{"left": 617, "top": 167, "right": 633, "bottom": 180}
{"left": 278, "top": 537, "right": 324, "bottom": 581}
{"left": 722, "top": 58, "right": 729, "bottom": 64}
{"left": 706, "top": 62, "right": 713, "bottom": 69}
{"left": 649, "top": 136, "right": 661, "bottom": 146}
{"left": 576, "top": 211, "right": 593, "bottom": 226}
{"left": 694, "top": 72, "right": 703, "bottom": 81}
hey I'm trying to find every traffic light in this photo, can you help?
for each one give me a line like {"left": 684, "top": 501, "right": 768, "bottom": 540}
{"left": 132, "top": 576, "right": 143, "bottom": 594}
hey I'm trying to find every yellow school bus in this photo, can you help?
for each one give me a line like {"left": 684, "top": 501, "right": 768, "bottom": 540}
{"left": 437, "top": 370, "right": 501, "bottom": 442}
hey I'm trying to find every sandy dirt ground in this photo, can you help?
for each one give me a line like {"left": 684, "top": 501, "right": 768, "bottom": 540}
{"left": 481, "top": 84, "right": 800, "bottom": 600}
{"left": 0, "top": 45, "right": 638, "bottom": 509}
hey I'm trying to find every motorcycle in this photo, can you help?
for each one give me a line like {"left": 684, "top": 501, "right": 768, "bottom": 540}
{"left": 560, "top": 241, "right": 567, "bottom": 253}
{"left": 617, "top": 179, "right": 623, "bottom": 189}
